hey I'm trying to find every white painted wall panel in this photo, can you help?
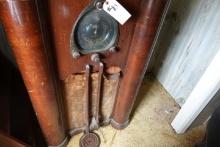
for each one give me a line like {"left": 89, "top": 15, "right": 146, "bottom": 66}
{"left": 172, "top": 49, "right": 220, "bottom": 133}
{"left": 149, "top": 0, "right": 220, "bottom": 105}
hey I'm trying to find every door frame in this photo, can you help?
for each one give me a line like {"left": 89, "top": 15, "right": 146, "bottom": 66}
{"left": 171, "top": 49, "right": 220, "bottom": 134}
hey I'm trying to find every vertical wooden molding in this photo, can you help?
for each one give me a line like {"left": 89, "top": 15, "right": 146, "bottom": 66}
{"left": 111, "top": 0, "right": 169, "bottom": 129}
{"left": 0, "top": 1, "right": 67, "bottom": 146}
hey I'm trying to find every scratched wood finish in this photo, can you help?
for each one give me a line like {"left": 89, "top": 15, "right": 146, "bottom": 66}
{"left": 47, "top": 0, "right": 168, "bottom": 129}
{"left": 0, "top": 0, "right": 169, "bottom": 142}
{"left": 112, "top": 0, "right": 169, "bottom": 126}
{"left": 47, "top": 0, "right": 141, "bottom": 80}
{"left": 0, "top": 1, "right": 66, "bottom": 146}
{"left": 63, "top": 73, "right": 119, "bottom": 135}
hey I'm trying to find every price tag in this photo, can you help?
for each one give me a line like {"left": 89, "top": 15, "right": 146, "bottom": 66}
{"left": 103, "top": 0, "right": 131, "bottom": 25}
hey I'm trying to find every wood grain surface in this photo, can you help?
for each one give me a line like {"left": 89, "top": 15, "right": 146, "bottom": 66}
{"left": 63, "top": 73, "right": 120, "bottom": 135}
{"left": 0, "top": 0, "right": 66, "bottom": 146}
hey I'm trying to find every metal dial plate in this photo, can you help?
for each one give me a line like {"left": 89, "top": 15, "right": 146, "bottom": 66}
{"left": 70, "top": 0, "right": 118, "bottom": 55}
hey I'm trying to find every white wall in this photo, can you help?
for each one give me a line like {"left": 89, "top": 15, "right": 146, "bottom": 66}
{"left": 149, "top": 0, "right": 220, "bottom": 105}
{"left": 171, "top": 49, "right": 220, "bottom": 133}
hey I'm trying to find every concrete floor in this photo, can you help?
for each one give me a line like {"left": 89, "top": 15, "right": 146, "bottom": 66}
{"left": 67, "top": 77, "right": 205, "bottom": 147}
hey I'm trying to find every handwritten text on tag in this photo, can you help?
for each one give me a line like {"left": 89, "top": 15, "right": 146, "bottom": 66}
{"left": 103, "top": 0, "right": 131, "bottom": 25}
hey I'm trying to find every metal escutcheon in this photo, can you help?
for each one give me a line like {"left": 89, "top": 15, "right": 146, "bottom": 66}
{"left": 80, "top": 133, "right": 100, "bottom": 147}
{"left": 70, "top": 0, "right": 119, "bottom": 57}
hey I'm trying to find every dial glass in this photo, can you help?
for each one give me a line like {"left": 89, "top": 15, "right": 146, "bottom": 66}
{"left": 74, "top": 9, "right": 118, "bottom": 54}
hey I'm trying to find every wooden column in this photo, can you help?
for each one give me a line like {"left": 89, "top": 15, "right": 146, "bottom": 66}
{"left": 111, "top": 0, "right": 168, "bottom": 129}
{"left": 0, "top": 1, "right": 67, "bottom": 146}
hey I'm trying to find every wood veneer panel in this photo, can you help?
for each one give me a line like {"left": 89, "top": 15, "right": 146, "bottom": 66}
{"left": 64, "top": 73, "right": 119, "bottom": 135}
{"left": 112, "top": 0, "right": 169, "bottom": 126}
{"left": 0, "top": 0, "right": 66, "bottom": 146}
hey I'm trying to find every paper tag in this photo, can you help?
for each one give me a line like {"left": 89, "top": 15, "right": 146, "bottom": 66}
{"left": 103, "top": 0, "right": 131, "bottom": 25}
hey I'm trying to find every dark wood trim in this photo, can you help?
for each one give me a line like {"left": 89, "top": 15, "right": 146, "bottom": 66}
{"left": 0, "top": 132, "right": 30, "bottom": 147}
{"left": 0, "top": 1, "right": 66, "bottom": 146}
{"left": 47, "top": 0, "right": 141, "bottom": 80}
{"left": 111, "top": 0, "right": 169, "bottom": 127}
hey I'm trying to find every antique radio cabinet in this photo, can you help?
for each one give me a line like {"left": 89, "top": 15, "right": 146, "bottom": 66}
{"left": 0, "top": 0, "right": 168, "bottom": 146}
